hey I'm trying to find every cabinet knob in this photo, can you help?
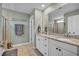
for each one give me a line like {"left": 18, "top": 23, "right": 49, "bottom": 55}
{"left": 45, "top": 44, "right": 47, "bottom": 47}
{"left": 56, "top": 48, "right": 58, "bottom": 50}
{"left": 59, "top": 49, "right": 61, "bottom": 51}
{"left": 38, "top": 39, "right": 40, "bottom": 40}
{"left": 44, "top": 52, "right": 47, "bottom": 54}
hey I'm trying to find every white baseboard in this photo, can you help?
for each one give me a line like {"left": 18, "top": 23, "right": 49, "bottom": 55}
{"left": 12, "top": 42, "right": 31, "bottom": 47}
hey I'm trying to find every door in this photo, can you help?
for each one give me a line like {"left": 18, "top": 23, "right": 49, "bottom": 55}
{"left": 36, "top": 36, "right": 40, "bottom": 50}
{"left": 49, "top": 44, "right": 59, "bottom": 56}
{"left": 0, "top": 16, "right": 3, "bottom": 43}
{"left": 49, "top": 39, "right": 63, "bottom": 56}
{"left": 37, "top": 36, "right": 44, "bottom": 54}
{"left": 40, "top": 37, "right": 44, "bottom": 54}
{"left": 29, "top": 15, "right": 35, "bottom": 48}
{"left": 58, "top": 48, "right": 63, "bottom": 56}
{"left": 49, "top": 39, "right": 58, "bottom": 56}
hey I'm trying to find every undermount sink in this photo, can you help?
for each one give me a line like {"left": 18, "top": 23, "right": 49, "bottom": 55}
{"left": 49, "top": 34, "right": 72, "bottom": 42}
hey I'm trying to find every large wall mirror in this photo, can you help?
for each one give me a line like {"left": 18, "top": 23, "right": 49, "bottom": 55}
{"left": 48, "top": 3, "right": 79, "bottom": 35}
{"left": 53, "top": 18, "right": 64, "bottom": 34}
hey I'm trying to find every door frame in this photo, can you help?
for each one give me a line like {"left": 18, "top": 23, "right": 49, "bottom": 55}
{"left": 29, "top": 15, "right": 35, "bottom": 48}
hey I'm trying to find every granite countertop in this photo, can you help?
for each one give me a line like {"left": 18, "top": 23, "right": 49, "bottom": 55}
{"left": 37, "top": 33, "right": 79, "bottom": 47}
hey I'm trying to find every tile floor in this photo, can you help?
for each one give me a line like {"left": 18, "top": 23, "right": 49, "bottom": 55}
{"left": 14, "top": 44, "right": 42, "bottom": 56}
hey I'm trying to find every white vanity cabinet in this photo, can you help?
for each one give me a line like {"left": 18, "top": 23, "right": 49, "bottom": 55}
{"left": 49, "top": 39, "right": 63, "bottom": 56}
{"left": 49, "top": 43, "right": 59, "bottom": 56}
{"left": 49, "top": 39, "right": 77, "bottom": 56}
{"left": 36, "top": 35, "right": 78, "bottom": 56}
{"left": 62, "top": 49, "right": 76, "bottom": 56}
{"left": 36, "top": 35, "right": 48, "bottom": 56}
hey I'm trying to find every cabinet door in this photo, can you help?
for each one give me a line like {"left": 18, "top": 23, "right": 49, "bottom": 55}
{"left": 36, "top": 36, "right": 45, "bottom": 55}
{"left": 36, "top": 36, "right": 40, "bottom": 51}
{"left": 43, "top": 38, "right": 48, "bottom": 56}
{"left": 49, "top": 39, "right": 59, "bottom": 56}
{"left": 49, "top": 45, "right": 59, "bottom": 56}
{"left": 36, "top": 36, "right": 48, "bottom": 55}
{"left": 39, "top": 37, "right": 44, "bottom": 53}
{"left": 62, "top": 49, "right": 76, "bottom": 56}
{"left": 58, "top": 48, "right": 63, "bottom": 56}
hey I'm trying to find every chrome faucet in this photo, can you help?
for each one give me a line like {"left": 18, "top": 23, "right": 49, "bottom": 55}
{"left": 64, "top": 32, "right": 71, "bottom": 37}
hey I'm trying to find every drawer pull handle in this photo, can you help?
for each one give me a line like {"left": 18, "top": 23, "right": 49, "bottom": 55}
{"left": 44, "top": 52, "right": 47, "bottom": 54}
{"left": 45, "top": 44, "right": 47, "bottom": 47}
{"left": 38, "top": 39, "right": 40, "bottom": 40}
{"left": 45, "top": 39, "right": 47, "bottom": 40}
{"left": 59, "top": 49, "right": 61, "bottom": 51}
{"left": 56, "top": 48, "right": 58, "bottom": 50}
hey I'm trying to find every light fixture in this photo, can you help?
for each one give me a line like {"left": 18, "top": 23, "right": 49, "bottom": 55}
{"left": 41, "top": 4, "right": 45, "bottom": 8}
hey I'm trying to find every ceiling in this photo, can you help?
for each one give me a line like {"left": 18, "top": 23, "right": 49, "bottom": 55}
{"left": 2, "top": 3, "right": 51, "bottom": 14}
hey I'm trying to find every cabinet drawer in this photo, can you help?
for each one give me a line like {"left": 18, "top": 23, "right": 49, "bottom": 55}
{"left": 50, "top": 39, "right": 77, "bottom": 54}
{"left": 44, "top": 52, "right": 48, "bottom": 56}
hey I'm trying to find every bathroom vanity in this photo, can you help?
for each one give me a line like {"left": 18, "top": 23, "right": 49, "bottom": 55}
{"left": 35, "top": 4, "right": 79, "bottom": 56}
{"left": 36, "top": 33, "right": 79, "bottom": 56}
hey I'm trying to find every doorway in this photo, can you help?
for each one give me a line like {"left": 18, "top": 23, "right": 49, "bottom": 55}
{"left": 29, "top": 15, "right": 35, "bottom": 48}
